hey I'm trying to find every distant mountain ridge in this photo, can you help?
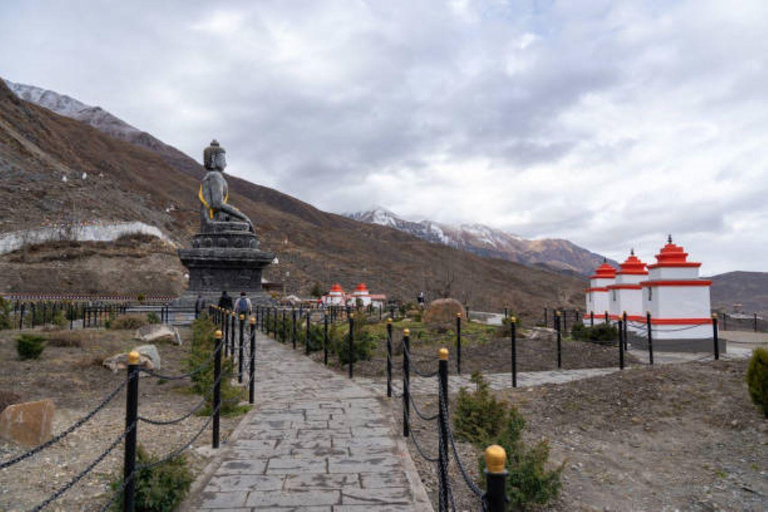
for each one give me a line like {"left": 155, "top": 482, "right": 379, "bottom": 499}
{"left": 347, "top": 207, "right": 610, "bottom": 276}
{"left": 709, "top": 271, "right": 768, "bottom": 315}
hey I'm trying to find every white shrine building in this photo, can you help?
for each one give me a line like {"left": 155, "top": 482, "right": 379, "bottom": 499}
{"left": 584, "top": 237, "right": 717, "bottom": 352}
{"left": 322, "top": 283, "right": 346, "bottom": 306}
{"left": 584, "top": 260, "right": 617, "bottom": 323}
{"left": 321, "top": 283, "right": 387, "bottom": 308}
{"left": 639, "top": 237, "right": 715, "bottom": 351}
{"left": 607, "top": 250, "right": 648, "bottom": 323}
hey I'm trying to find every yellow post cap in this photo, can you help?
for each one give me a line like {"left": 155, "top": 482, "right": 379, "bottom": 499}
{"left": 250, "top": 316, "right": 256, "bottom": 324}
{"left": 711, "top": 312, "right": 717, "bottom": 319}
{"left": 510, "top": 316, "right": 516, "bottom": 323}
{"left": 215, "top": 329, "right": 223, "bottom": 339}
{"left": 240, "top": 314, "right": 245, "bottom": 320}
{"left": 485, "top": 444, "right": 507, "bottom": 473}
{"left": 439, "top": 348, "right": 449, "bottom": 361}
{"left": 456, "top": 312, "right": 462, "bottom": 317}
{"left": 404, "top": 328, "right": 410, "bottom": 336}
{"left": 387, "top": 317, "right": 393, "bottom": 324}
{"left": 128, "top": 351, "right": 140, "bottom": 365}
{"left": 556, "top": 310, "right": 561, "bottom": 316}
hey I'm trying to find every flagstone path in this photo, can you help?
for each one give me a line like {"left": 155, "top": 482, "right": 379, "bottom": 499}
{"left": 184, "top": 333, "right": 432, "bottom": 512}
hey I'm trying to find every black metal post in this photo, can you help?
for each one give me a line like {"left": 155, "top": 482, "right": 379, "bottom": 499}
{"left": 348, "top": 313, "right": 354, "bottom": 379}
{"left": 590, "top": 311, "right": 594, "bottom": 327}
{"left": 223, "top": 311, "right": 230, "bottom": 357}
{"left": 386, "top": 318, "right": 393, "bottom": 398}
{"left": 511, "top": 318, "right": 517, "bottom": 388}
{"left": 646, "top": 311, "right": 654, "bottom": 366}
{"left": 69, "top": 303, "right": 74, "bottom": 330}
{"left": 230, "top": 313, "right": 236, "bottom": 357}
{"left": 323, "top": 313, "right": 329, "bottom": 366}
{"left": 754, "top": 313, "right": 758, "bottom": 333}
{"left": 249, "top": 317, "right": 256, "bottom": 404}
{"left": 456, "top": 312, "right": 462, "bottom": 375}
{"left": 605, "top": 311, "right": 609, "bottom": 324}
{"left": 123, "top": 351, "right": 140, "bottom": 512}
{"left": 19, "top": 303, "right": 25, "bottom": 329}
{"left": 238, "top": 314, "right": 245, "bottom": 384}
{"left": 623, "top": 311, "right": 628, "bottom": 351}
{"left": 556, "top": 312, "right": 562, "bottom": 369}
{"left": 618, "top": 318, "right": 625, "bottom": 370}
{"left": 713, "top": 315, "right": 720, "bottom": 360}
{"left": 213, "top": 329, "right": 223, "bottom": 449}
{"left": 543, "top": 307, "right": 548, "bottom": 326}
{"left": 282, "top": 310, "right": 286, "bottom": 343}
{"left": 403, "top": 329, "right": 410, "bottom": 437}
{"left": 563, "top": 309, "right": 568, "bottom": 335}
{"left": 484, "top": 446, "right": 508, "bottom": 512}
{"left": 438, "top": 349, "right": 450, "bottom": 512}
{"left": 292, "top": 309, "right": 297, "bottom": 350}
{"left": 305, "top": 312, "right": 311, "bottom": 355}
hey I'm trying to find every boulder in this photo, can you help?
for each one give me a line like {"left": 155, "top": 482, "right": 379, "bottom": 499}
{"left": 134, "top": 324, "right": 182, "bottom": 345}
{"left": 0, "top": 399, "right": 55, "bottom": 446}
{"left": 423, "top": 298, "right": 466, "bottom": 325}
{"left": 103, "top": 345, "right": 160, "bottom": 373}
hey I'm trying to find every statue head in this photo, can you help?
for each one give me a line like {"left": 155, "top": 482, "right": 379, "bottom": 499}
{"left": 204, "top": 140, "right": 227, "bottom": 172}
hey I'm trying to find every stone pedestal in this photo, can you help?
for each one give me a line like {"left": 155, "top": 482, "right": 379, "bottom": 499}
{"left": 177, "top": 222, "right": 275, "bottom": 306}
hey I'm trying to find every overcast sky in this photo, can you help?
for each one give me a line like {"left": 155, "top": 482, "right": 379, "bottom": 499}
{"left": 1, "top": 0, "right": 767, "bottom": 274}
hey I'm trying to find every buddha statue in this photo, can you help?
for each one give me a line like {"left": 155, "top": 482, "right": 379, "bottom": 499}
{"left": 199, "top": 140, "right": 254, "bottom": 233}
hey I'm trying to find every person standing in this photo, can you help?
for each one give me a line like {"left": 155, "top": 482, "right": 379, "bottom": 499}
{"left": 194, "top": 294, "right": 206, "bottom": 319}
{"left": 235, "top": 291, "right": 252, "bottom": 316}
{"left": 218, "top": 290, "right": 233, "bottom": 311}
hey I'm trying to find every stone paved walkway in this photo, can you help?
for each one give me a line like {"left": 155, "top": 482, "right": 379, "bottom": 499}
{"left": 184, "top": 333, "right": 432, "bottom": 512}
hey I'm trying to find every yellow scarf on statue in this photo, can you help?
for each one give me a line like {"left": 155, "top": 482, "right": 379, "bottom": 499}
{"left": 199, "top": 185, "right": 229, "bottom": 219}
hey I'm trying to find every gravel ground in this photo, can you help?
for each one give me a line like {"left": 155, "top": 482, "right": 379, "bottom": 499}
{"left": 0, "top": 326, "right": 244, "bottom": 511}
{"left": 396, "top": 358, "right": 768, "bottom": 511}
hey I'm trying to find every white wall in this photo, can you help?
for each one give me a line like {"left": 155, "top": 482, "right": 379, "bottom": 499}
{"left": 0, "top": 222, "right": 170, "bottom": 255}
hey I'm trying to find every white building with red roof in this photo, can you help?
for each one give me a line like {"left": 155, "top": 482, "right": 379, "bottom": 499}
{"left": 608, "top": 250, "right": 648, "bottom": 323}
{"left": 640, "top": 236, "right": 714, "bottom": 349}
{"left": 323, "top": 283, "right": 346, "bottom": 306}
{"left": 321, "top": 283, "right": 387, "bottom": 308}
{"left": 584, "top": 259, "right": 617, "bottom": 323}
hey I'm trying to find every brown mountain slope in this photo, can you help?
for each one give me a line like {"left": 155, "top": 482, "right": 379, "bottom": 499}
{"left": 710, "top": 271, "right": 768, "bottom": 315}
{"left": 0, "top": 79, "right": 584, "bottom": 318}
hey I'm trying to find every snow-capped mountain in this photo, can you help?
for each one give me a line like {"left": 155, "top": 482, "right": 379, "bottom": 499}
{"left": 347, "top": 207, "right": 611, "bottom": 276}
{"left": 4, "top": 79, "right": 202, "bottom": 176}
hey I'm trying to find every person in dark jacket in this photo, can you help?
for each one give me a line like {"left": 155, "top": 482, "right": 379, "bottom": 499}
{"left": 218, "top": 290, "right": 233, "bottom": 310}
{"left": 194, "top": 294, "right": 206, "bottom": 318}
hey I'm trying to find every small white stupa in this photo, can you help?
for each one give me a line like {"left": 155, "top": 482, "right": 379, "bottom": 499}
{"left": 348, "top": 283, "right": 372, "bottom": 307}
{"left": 584, "top": 259, "right": 617, "bottom": 323}
{"left": 323, "top": 283, "right": 346, "bottom": 306}
{"left": 640, "top": 236, "right": 714, "bottom": 350}
{"left": 608, "top": 249, "right": 648, "bottom": 324}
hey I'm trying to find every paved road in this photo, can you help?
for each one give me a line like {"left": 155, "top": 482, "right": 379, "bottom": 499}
{"left": 184, "top": 333, "right": 432, "bottom": 512}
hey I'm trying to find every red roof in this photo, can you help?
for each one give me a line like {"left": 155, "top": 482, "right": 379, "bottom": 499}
{"left": 590, "top": 260, "right": 617, "bottom": 280}
{"left": 647, "top": 236, "right": 701, "bottom": 269}
{"left": 330, "top": 283, "right": 344, "bottom": 293}
{"left": 617, "top": 250, "right": 648, "bottom": 275}
{"left": 355, "top": 283, "right": 369, "bottom": 292}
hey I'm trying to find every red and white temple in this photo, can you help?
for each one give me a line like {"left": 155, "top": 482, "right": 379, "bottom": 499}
{"left": 584, "top": 236, "right": 716, "bottom": 352}
{"left": 584, "top": 259, "right": 617, "bottom": 323}
{"left": 321, "top": 283, "right": 387, "bottom": 308}
{"left": 608, "top": 250, "right": 648, "bottom": 323}
{"left": 640, "top": 236, "right": 714, "bottom": 349}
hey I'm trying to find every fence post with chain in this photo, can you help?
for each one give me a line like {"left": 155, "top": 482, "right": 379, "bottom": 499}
{"left": 484, "top": 445, "right": 508, "bottom": 512}
{"left": 292, "top": 308, "right": 297, "bottom": 350}
{"left": 456, "top": 312, "right": 462, "bottom": 375}
{"left": 348, "top": 312, "right": 354, "bottom": 379}
{"left": 306, "top": 312, "right": 311, "bottom": 355}
{"left": 712, "top": 313, "right": 720, "bottom": 360}
{"left": 437, "top": 348, "right": 450, "bottom": 512}
{"left": 403, "top": 328, "right": 410, "bottom": 437}
{"left": 213, "top": 329, "right": 223, "bottom": 449}
{"left": 511, "top": 316, "right": 517, "bottom": 388}
{"left": 386, "top": 318, "right": 393, "bottom": 398}
{"left": 623, "top": 311, "right": 628, "bottom": 351}
{"left": 618, "top": 317, "right": 625, "bottom": 370}
{"left": 123, "top": 351, "right": 140, "bottom": 512}
{"left": 238, "top": 314, "right": 245, "bottom": 384}
{"left": 646, "top": 311, "right": 654, "bottom": 365}
{"left": 324, "top": 313, "right": 329, "bottom": 366}
{"left": 556, "top": 310, "right": 562, "bottom": 369}
{"left": 249, "top": 316, "right": 256, "bottom": 404}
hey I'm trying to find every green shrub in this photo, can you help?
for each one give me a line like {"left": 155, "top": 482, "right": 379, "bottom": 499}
{"left": 16, "top": 334, "right": 46, "bottom": 360}
{"left": 296, "top": 322, "right": 325, "bottom": 352}
{"left": 571, "top": 322, "right": 617, "bottom": 343}
{"left": 454, "top": 373, "right": 563, "bottom": 509}
{"left": 51, "top": 309, "right": 68, "bottom": 329}
{"left": 185, "top": 317, "right": 247, "bottom": 417}
{"left": 146, "top": 312, "right": 160, "bottom": 325}
{"left": 0, "top": 297, "right": 12, "bottom": 330}
{"left": 496, "top": 315, "right": 522, "bottom": 337}
{"left": 137, "top": 293, "right": 146, "bottom": 303}
{"left": 454, "top": 372, "right": 519, "bottom": 445}
{"left": 746, "top": 347, "right": 768, "bottom": 418}
{"left": 329, "top": 315, "right": 376, "bottom": 365}
{"left": 110, "top": 445, "right": 193, "bottom": 511}
{"left": 110, "top": 315, "right": 148, "bottom": 330}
